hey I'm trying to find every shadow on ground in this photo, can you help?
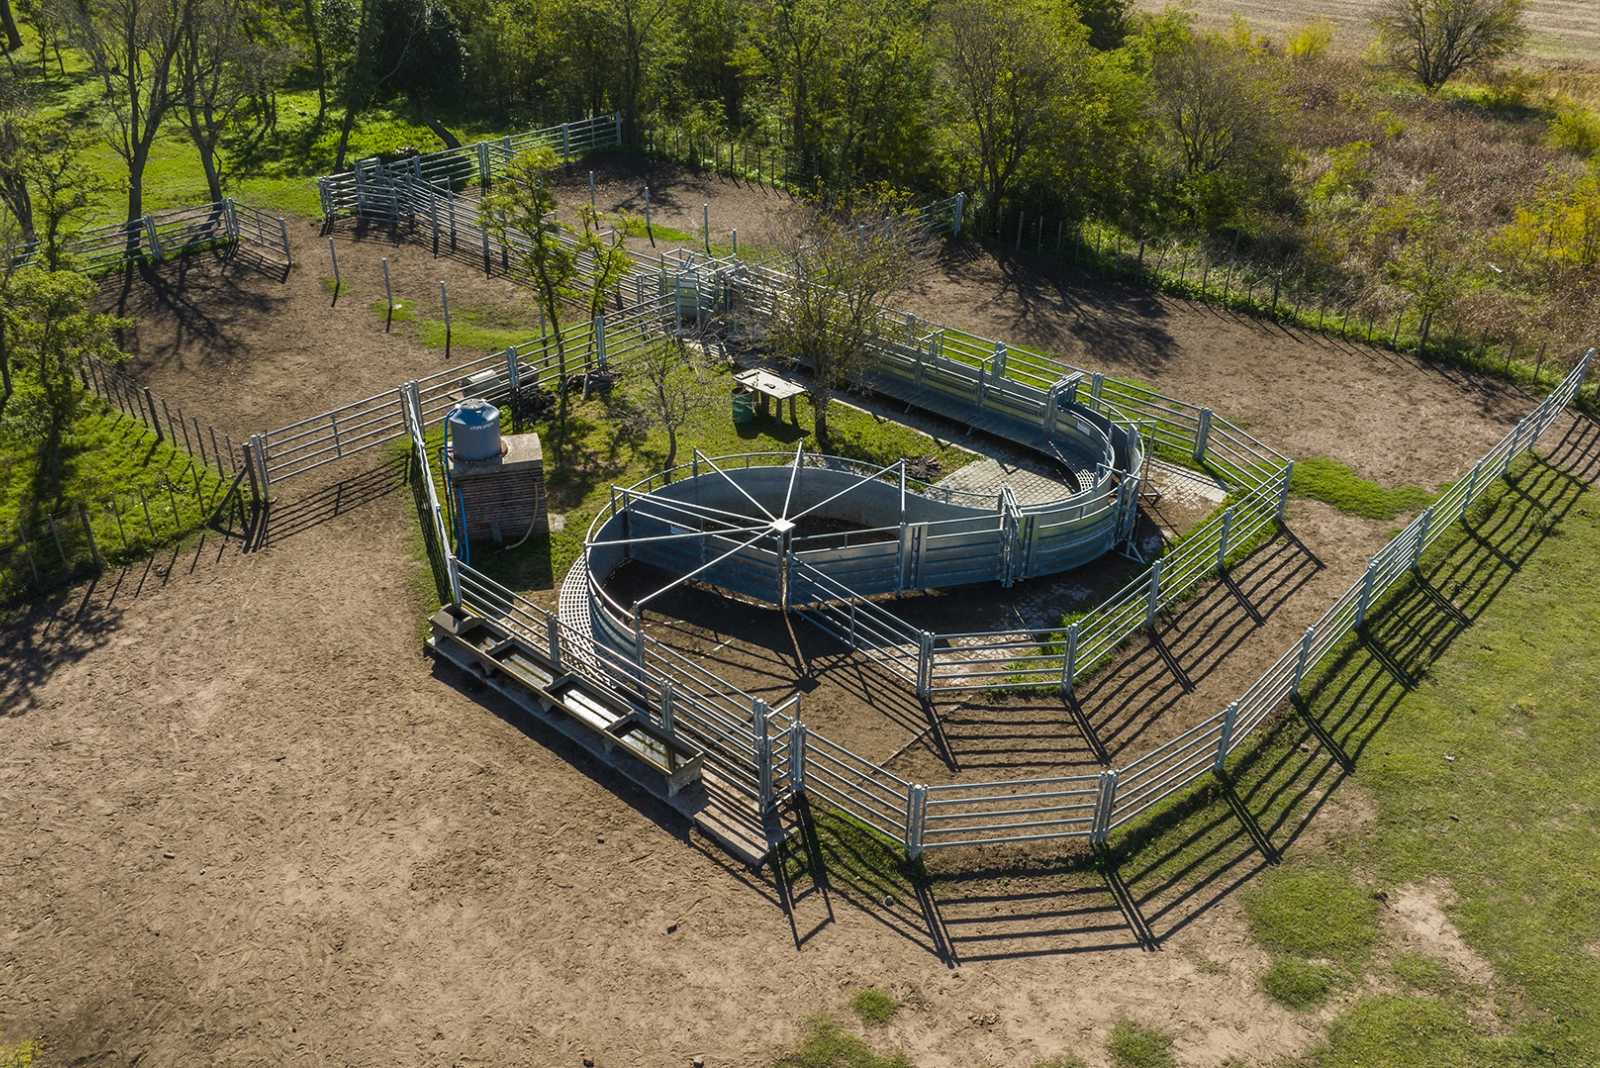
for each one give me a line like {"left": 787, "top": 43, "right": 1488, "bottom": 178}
{"left": 768, "top": 415, "right": 1600, "bottom": 962}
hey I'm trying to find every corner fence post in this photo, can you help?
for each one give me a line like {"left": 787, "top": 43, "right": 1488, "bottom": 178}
{"left": 1194, "top": 408, "right": 1213, "bottom": 462}
{"left": 952, "top": 192, "right": 965, "bottom": 237}
{"left": 1091, "top": 770, "right": 1119, "bottom": 845}
{"left": 904, "top": 784, "right": 927, "bottom": 859}
{"left": 278, "top": 217, "right": 292, "bottom": 269}
{"left": 1214, "top": 701, "right": 1239, "bottom": 773}
{"left": 143, "top": 215, "right": 163, "bottom": 264}
{"left": 1354, "top": 558, "right": 1379, "bottom": 629}
{"left": 1060, "top": 621, "right": 1080, "bottom": 696}
{"left": 445, "top": 552, "right": 462, "bottom": 608}
{"left": 1277, "top": 460, "right": 1294, "bottom": 522}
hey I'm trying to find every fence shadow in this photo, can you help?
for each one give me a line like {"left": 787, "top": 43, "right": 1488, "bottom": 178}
{"left": 770, "top": 419, "right": 1598, "bottom": 961}
{"left": 255, "top": 454, "right": 412, "bottom": 547}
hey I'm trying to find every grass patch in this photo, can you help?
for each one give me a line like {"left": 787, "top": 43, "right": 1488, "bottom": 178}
{"left": 0, "top": 1041, "right": 42, "bottom": 1068}
{"left": 1261, "top": 956, "right": 1346, "bottom": 1010}
{"left": 2, "top": 399, "right": 230, "bottom": 599}
{"left": 1309, "top": 994, "right": 1509, "bottom": 1068}
{"left": 1390, "top": 952, "right": 1461, "bottom": 996}
{"left": 1106, "top": 1019, "right": 1176, "bottom": 1068}
{"left": 1290, "top": 456, "right": 1433, "bottom": 520}
{"left": 849, "top": 988, "right": 898, "bottom": 1027}
{"left": 1033, "top": 1057, "right": 1089, "bottom": 1068}
{"left": 1242, "top": 863, "right": 1380, "bottom": 968}
{"left": 434, "top": 346, "right": 974, "bottom": 590}
{"left": 772, "top": 1018, "right": 911, "bottom": 1068}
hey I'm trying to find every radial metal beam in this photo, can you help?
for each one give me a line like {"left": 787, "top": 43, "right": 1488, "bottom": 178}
{"left": 586, "top": 523, "right": 770, "bottom": 549}
{"left": 787, "top": 457, "right": 903, "bottom": 524}
{"left": 634, "top": 527, "right": 773, "bottom": 608}
{"left": 781, "top": 442, "right": 804, "bottom": 521}
{"left": 694, "top": 448, "right": 778, "bottom": 523}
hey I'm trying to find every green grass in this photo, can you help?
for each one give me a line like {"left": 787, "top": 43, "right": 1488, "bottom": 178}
{"left": 771, "top": 1018, "right": 911, "bottom": 1068}
{"left": 1242, "top": 863, "right": 1380, "bottom": 967}
{"left": 0, "top": 1041, "right": 42, "bottom": 1068}
{"left": 1261, "top": 956, "right": 1346, "bottom": 1010}
{"left": 433, "top": 344, "right": 974, "bottom": 591}
{"left": 2, "top": 399, "right": 230, "bottom": 600}
{"left": 1290, "top": 457, "right": 1434, "bottom": 520}
{"left": 1390, "top": 952, "right": 1461, "bottom": 996}
{"left": 1106, "top": 1019, "right": 1177, "bottom": 1068}
{"left": 849, "top": 988, "right": 899, "bottom": 1027}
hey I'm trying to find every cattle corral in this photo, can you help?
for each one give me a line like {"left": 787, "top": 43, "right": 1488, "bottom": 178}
{"left": 0, "top": 144, "right": 1593, "bottom": 1068}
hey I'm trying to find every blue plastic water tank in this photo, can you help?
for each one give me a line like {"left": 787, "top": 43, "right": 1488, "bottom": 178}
{"left": 448, "top": 399, "right": 502, "bottom": 461}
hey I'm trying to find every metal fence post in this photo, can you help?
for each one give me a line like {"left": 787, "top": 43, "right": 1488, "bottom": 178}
{"left": 659, "top": 678, "right": 675, "bottom": 736}
{"left": 1459, "top": 460, "right": 1482, "bottom": 522}
{"left": 476, "top": 142, "right": 491, "bottom": 187}
{"left": 1091, "top": 770, "right": 1119, "bottom": 845}
{"left": 789, "top": 721, "right": 806, "bottom": 790}
{"left": 444, "top": 552, "right": 462, "bottom": 608}
{"left": 904, "top": 783, "right": 927, "bottom": 858}
{"left": 917, "top": 630, "right": 934, "bottom": 700}
{"left": 753, "top": 698, "right": 773, "bottom": 808}
{"left": 1214, "top": 702, "right": 1239, "bottom": 773}
{"left": 594, "top": 313, "right": 607, "bottom": 370}
{"left": 952, "top": 192, "right": 965, "bottom": 237}
{"left": 1290, "top": 625, "right": 1317, "bottom": 695}
{"left": 1194, "top": 408, "right": 1213, "bottom": 462}
{"left": 1145, "top": 558, "right": 1163, "bottom": 627}
{"left": 1354, "top": 558, "right": 1379, "bottom": 628}
{"left": 1216, "top": 507, "right": 1234, "bottom": 573}
{"left": 1411, "top": 507, "right": 1434, "bottom": 567}
{"left": 1277, "top": 460, "right": 1294, "bottom": 521}
{"left": 1501, "top": 419, "right": 1525, "bottom": 476}
{"left": 278, "top": 217, "right": 292, "bottom": 268}
{"left": 547, "top": 615, "right": 563, "bottom": 671}
{"left": 142, "top": 216, "right": 162, "bottom": 264}
{"left": 1059, "top": 621, "right": 1080, "bottom": 696}
{"left": 249, "top": 433, "right": 271, "bottom": 504}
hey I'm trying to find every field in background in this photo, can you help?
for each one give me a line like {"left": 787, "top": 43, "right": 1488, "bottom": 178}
{"left": 1145, "top": 0, "right": 1600, "bottom": 63}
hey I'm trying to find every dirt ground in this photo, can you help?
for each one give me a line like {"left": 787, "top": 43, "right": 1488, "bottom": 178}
{"left": 0, "top": 188, "right": 1564, "bottom": 1067}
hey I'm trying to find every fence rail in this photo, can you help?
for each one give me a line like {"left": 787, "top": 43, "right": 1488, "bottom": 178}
{"left": 10, "top": 199, "right": 290, "bottom": 276}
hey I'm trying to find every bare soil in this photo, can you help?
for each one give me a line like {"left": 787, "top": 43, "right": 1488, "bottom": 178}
{"left": 0, "top": 196, "right": 1566, "bottom": 1067}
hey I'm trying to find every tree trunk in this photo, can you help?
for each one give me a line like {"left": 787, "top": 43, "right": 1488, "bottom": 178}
{"left": 301, "top": 0, "right": 328, "bottom": 132}
{"left": 811, "top": 391, "right": 830, "bottom": 451}
{"left": 333, "top": 101, "right": 360, "bottom": 171}
{"left": 196, "top": 138, "right": 223, "bottom": 202}
{"left": 417, "top": 108, "right": 461, "bottom": 150}
{"left": 0, "top": 0, "right": 22, "bottom": 54}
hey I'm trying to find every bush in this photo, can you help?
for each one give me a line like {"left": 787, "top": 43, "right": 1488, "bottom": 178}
{"left": 1547, "top": 104, "right": 1600, "bottom": 158}
{"left": 1287, "top": 20, "right": 1335, "bottom": 61}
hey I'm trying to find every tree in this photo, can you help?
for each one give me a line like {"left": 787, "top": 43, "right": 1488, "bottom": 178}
{"left": 64, "top": 0, "right": 187, "bottom": 226}
{"left": 322, "top": 0, "right": 466, "bottom": 169}
{"left": 1373, "top": 0, "right": 1527, "bottom": 91}
{"left": 639, "top": 333, "right": 702, "bottom": 475}
{"left": 1, "top": 0, "right": 22, "bottom": 54}
{"left": 0, "top": 267, "right": 127, "bottom": 465}
{"left": 1139, "top": 19, "right": 1290, "bottom": 232}
{"left": 576, "top": 204, "right": 632, "bottom": 322}
{"left": 933, "top": 0, "right": 1074, "bottom": 234}
{"left": 0, "top": 104, "right": 98, "bottom": 267}
{"left": 757, "top": 197, "right": 928, "bottom": 451}
{"left": 751, "top": 0, "right": 830, "bottom": 180}
{"left": 176, "top": 0, "right": 286, "bottom": 201}
{"left": 479, "top": 147, "right": 582, "bottom": 442}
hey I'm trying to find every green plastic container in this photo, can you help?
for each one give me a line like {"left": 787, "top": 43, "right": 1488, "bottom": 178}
{"left": 732, "top": 390, "right": 757, "bottom": 425}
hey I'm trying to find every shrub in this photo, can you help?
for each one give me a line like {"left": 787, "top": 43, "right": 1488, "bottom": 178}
{"left": 773, "top": 1018, "right": 912, "bottom": 1068}
{"left": 1287, "top": 20, "right": 1335, "bottom": 62}
{"left": 1547, "top": 104, "right": 1600, "bottom": 158}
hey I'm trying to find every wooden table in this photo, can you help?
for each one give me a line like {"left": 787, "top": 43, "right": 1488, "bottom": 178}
{"left": 734, "top": 368, "right": 807, "bottom": 424}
